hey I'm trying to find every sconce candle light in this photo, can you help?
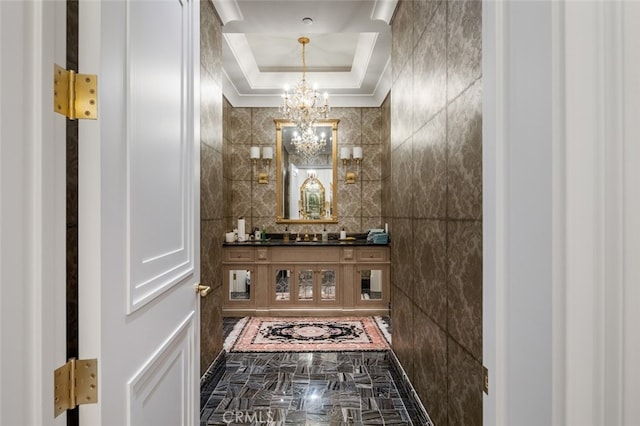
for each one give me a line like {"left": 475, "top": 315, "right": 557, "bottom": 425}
{"left": 250, "top": 147, "right": 261, "bottom": 164}
{"left": 250, "top": 146, "right": 273, "bottom": 184}
{"left": 340, "top": 147, "right": 350, "bottom": 165}
{"left": 340, "top": 146, "right": 363, "bottom": 184}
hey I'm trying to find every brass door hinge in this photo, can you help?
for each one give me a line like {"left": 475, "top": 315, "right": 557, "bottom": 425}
{"left": 53, "top": 64, "right": 98, "bottom": 120}
{"left": 54, "top": 358, "right": 98, "bottom": 417}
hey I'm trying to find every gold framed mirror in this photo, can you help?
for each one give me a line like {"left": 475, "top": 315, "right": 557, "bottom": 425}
{"left": 275, "top": 119, "right": 339, "bottom": 223}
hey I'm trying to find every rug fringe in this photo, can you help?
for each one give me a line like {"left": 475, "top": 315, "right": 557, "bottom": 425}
{"left": 223, "top": 316, "right": 249, "bottom": 351}
{"left": 373, "top": 316, "right": 392, "bottom": 345}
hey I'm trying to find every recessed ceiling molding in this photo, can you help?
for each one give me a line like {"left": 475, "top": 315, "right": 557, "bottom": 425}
{"left": 224, "top": 33, "right": 379, "bottom": 90}
{"left": 210, "top": 0, "right": 243, "bottom": 25}
{"left": 351, "top": 33, "right": 379, "bottom": 87}
{"left": 222, "top": 61, "right": 390, "bottom": 108}
{"left": 370, "top": 0, "right": 398, "bottom": 24}
{"left": 223, "top": 34, "right": 261, "bottom": 84}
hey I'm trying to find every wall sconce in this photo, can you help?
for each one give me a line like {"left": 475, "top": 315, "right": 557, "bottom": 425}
{"left": 340, "top": 146, "right": 363, "bottom": 184}
{"left": 250, "top": 146, "right": 273, "bottom": 184}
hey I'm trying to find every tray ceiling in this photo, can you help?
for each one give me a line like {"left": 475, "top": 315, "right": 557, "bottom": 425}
{"left": 211, "top": 0, "right": 397, "bottom": 107}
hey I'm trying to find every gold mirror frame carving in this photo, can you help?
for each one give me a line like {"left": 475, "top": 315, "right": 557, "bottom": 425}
{"left": 275, "top": 119, "right": 339, "bottom": 224}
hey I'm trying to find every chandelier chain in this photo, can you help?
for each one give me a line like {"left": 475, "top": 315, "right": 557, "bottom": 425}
{"left": 301, "top": 39, "right": 306, "bottom": 81}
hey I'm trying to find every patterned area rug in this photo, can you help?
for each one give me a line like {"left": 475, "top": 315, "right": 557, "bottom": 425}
{"left": 230, "top": 317, "right": 390, "bottom": 352}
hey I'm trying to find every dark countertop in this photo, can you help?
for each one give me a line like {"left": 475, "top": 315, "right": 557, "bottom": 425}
{"left": 223, "top": 239, "right": 388, "bottom": 247}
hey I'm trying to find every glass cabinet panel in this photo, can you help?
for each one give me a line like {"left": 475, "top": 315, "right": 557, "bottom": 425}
{"left": 228, "top": 269, "right": 251, "bottom": 300}
{"left": 274, "top": 268, "right": 291, "bottom": 301}
{"left": 298, "top": 269, "right": 314, "bottom": 301}
{"left": 359, "top": 269, "right": 383, "bottom": 300}
{"left": 320, "top": 269, "right": 336, "bottom": 301}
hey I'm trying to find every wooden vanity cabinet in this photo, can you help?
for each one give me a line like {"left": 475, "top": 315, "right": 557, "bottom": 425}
{"left": 222, "top": 245, "right": 389, "bottom": 317}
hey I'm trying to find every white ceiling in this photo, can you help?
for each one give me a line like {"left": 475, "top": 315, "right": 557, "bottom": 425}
{"left": 211, "top": 0, "right": 397, "bottom": 108}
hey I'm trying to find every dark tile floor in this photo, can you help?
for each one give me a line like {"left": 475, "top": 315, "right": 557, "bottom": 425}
{"left": 201, "top": 318, "right": 430, "bottom": 425}
{"left": 200, "top": 351, "right": 412, "bottom": 425}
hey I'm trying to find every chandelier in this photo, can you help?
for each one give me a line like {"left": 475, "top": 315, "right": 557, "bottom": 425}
{"left": 292, "top": 127, "right": 327, "bottom": 162}
{"left": 280, "top": 36, "right": 330, "bottom": 159}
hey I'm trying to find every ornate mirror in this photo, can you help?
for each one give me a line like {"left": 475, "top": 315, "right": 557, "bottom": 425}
{"left": 275, "top": 119, "right": 339, "bottom": 223}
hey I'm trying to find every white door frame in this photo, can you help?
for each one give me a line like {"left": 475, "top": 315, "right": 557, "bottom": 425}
{"left": 0, "top": 0, "right": 67, "bottom": 425}
{"left": 483, "top": 1, "right": 640, "bottom": 425}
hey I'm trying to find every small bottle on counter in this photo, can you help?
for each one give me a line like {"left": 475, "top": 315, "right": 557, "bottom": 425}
{"left": 322, "top": 227, "right": 328, "bottom": 242}
{"left": 261, "top": 227, "right": 266, "bottom": 241}
{"left": 283, "top": 226, "right": 289, "bottom": 242}
{"left": 340, "top": 228, "right": 347, "bottom": 240}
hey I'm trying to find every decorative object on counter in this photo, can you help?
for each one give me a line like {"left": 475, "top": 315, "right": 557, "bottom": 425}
{"left": 367, "top": 229, "right": 389, "bottom": 244}
{"left": 340, "top": 227, "right": 347, "bottom": 240}
{"left": 249, "top": 146, "right": 273, "bottom": 184}
{"left": 322, "top": 226, "right": 328, "bottom": 242}
{"left": 261, "top": 227, "right": 267, "bottom": 241}
{"left": 283, "top": 226, "right": 289, "bottom": 242}
{"left": 225, "top": 232, "right": 235, "bottom": 243}
{"left": 237, "top": 217, "right": 246, "bottom": 241}
{"left": 253, "top": 227, "right": 261, "bottom": 241}
{"left": 340, "top": 146, "right": 363, "bottom": 184}
{"left": 279, "top": 37, "right": 330, "bottom": 146}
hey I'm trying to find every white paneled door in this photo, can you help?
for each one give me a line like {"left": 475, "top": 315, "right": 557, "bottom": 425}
{"left": 78, "top": 1, "right": 200, "bottom": 425}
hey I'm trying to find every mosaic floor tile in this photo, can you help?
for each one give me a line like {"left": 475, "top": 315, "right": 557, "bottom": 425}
{"left": 201, "top": 351, "right": 412, "bottom": 425}
{"left": 203, "top": 318, "right": 432, "bottom": 425}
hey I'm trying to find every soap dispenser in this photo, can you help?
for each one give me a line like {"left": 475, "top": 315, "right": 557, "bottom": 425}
{"left": 322, "top": 226, "right": 328, "bottom": 242}
{"left": 340, "top": 227, "right": 347, "bottom": 240}
{"left": 283, "top": 226, "right": 289, "bottom": 242}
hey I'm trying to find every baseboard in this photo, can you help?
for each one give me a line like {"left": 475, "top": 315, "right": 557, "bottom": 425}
{"left": 387, "top": 349, "right": 434, "bottom": 425}
{"left": 200, "top": 350, "right": 227, "bottom": 412}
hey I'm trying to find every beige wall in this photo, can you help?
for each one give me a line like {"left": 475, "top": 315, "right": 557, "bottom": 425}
{"left": 199, "top": 0, "right": 224, "bottom": 375}
{"left": 223, "top": 107, "right": 384, "bottom": 235}
{"left": 387, "top": 1, "right": 483, "bottom": 425}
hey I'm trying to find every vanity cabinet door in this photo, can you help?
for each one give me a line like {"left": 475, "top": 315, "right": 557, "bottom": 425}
{"left": 223, "top": 265, "right": 255, "bottom": 307}
{"left": 318, "top": 267, "right": 338, "bottom": 303}
{"left": 271, "top": 266, "right": 294, "bottom": 304}
{"left": 354, "top": 264, "right": 389, "bottom": 308}
{"left": 270, "top": 264, "right": 340, "bottom": 306}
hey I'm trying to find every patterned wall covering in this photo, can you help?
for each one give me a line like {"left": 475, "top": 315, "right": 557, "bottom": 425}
{"left": 224, "top": 107, "right": 384, "bottom": 236}
{"left": 199, "top": 0, "right": 224, "bottom": 376}
{"left": 387, "top": 1, "right": 483, "bottom": 425}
